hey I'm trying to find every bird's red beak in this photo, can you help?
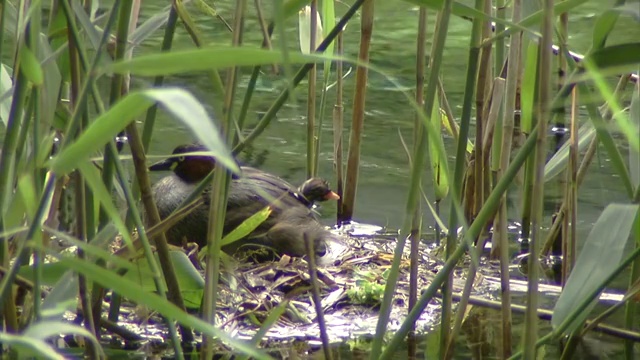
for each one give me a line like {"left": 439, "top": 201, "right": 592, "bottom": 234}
{"left": 324, "top": 191, "right": 340, "bottom": 200}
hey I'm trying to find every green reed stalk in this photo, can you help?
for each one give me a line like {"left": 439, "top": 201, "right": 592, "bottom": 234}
{"left": 202, "top": 0, "right": 246, "bottom": 357}
{"left": 440, "top": 0, "right": 484, "bottom": 354}
{"left": 57, "top": 0, "right": 130, "bottom": 330}
{"left": 141, "top": 7, "right": 179, "bottom": 151}
{"left": 472, "top": 0, "right": 491, "bottom": 223}
{"left": 312, "top": 0, "right": 337, "bottom": 177}
{"left": 106, "top": 8, "right": 195, "bottom": 349}
{"left": 381, "top": 123, "right": 540, "bottom": 360}
{"left": 114, "top": 11, "right": 180, "bottom": 323}
{"left": 233, "top": 0, "right": 365, "bottom": 155}
{"left": 333, "top": 31, "right": 344, "bottom": 221}
{"left": 497, "top": 1, "right": 521, "bottom": 357}
{"left": 306, "top": 1, "right": 318, "bottom": 178}
{"left": 540, "top": 75, "right": 630, "bottom": 254}
{"left": 557, "top": 7, "right": 569, "bottom": 280}
{"left": 407, "top": 7, "right": 427, "bottom": 359}
{"left": 523, "top": 0, "right": 554, "bottom": 358}
{"left": 0, "top": 3, "right": 34, "bottom": 332}
{"left": 127, "top": 124, "right": 190, "bottom": 356}
{"left": 491, "top": 0, "right": 506, "bottom": 174}
{"left": 371, "top": 1, "right": 453, "bottom": 358}
{"left": 0, "top": 0, "right": 4, "bottom": 72}
{"left": 519, "top": 40, "right": 537, "bottom": 246}
{"left": 87, "top": 0, "right": 134, "bottom": 342}
{"left": 625, "top": 77, "right": 640, "bottom": 360}
{"left": 66, "top": 4, "right": 99, "bottom": 351}
{"left": 0, "top": 175, "right": 55, "bottom": 331}
{"left": 563, "top": 88, "right": 577, "bottom": 284}
{"left": 24, "top": 0, "right": 44, "bottom": 326}
{"left": 446, "top": 78, "right": 506, "bottom": 360}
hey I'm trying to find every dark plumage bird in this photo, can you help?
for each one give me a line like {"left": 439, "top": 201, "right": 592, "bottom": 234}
{"left": 148, "top": 144, "right": 340, "bottom": 258}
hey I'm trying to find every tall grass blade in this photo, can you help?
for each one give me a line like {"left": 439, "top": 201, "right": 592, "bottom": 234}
{"left": 0, "top": 64, "right": 13, "bottom": 126}
{"left": 50, "top": 88, "right": 239, "bottom": 175}
{"left": 106, "top": 47, "right": 323, "bottom": 76}
{"left": 552, "top": 204, "right": 640, "bottom": 334}
{"left": 630, "top": 80, "right": 639, "bottom": 189}
{"left": 429, "top": 94, "right": 449, "bottom": 200}
{"left": 45, "top": 247, "right": 270, "bottom": 359}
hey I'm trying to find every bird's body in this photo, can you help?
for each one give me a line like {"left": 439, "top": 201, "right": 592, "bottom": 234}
{"left": 149, "top": 144, "right": 340, "bottom": 258}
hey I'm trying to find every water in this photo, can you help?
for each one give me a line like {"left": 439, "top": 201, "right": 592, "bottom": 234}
{"left": 138, "top": 0, "right": 638, "bottom": 232}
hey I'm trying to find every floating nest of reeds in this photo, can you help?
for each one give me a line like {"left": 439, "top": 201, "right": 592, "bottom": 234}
{"left": 102, "top": 223, "right": 487, "bottom": 356}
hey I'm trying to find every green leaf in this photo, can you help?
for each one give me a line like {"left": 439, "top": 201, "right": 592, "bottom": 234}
{"left": 582, "top": 43, "right": 640, "bottom": 74}
{"left": 49, "top": 88, "right": 239, "bottom": 175}
{"left": 78, "top": 162, "right": 133, "bottom": 249}
{"left": 552, "top": 204, "right": 640, "bottom": 334}
{"left": 321, "top": 0, "right": 336, "bottom": 58}
{"left": 24, "top": 321, "right": 102, "bottom": 357}
{"left": 17, "top": 174, "right": 37, "bottom": 222}
{"left": 520, "top": 40, "right": 538, "bottom": 133}
{"left": 48, "top": 250, "right": 268, "bottom": 358}
{"left": 38, "top": 34, "right": 62, "bottom": 130}
{"left": 544, "top": 123, "right": 595, "bottom": 182}
{"left": 429, "top": 94, "right": 449, "bottom": 200}
{"left": 40, "top": 271, "right": 78, "bottom": 323}
{"left": 629, "top": 81, "right": 639, "bottom": 189}
{"left": 0, "top": 63, "right": 13, "bottom": 127}
{"left": 124, "top": 251, "right": 204, "bottom": 309}
{"left": 19, "top": 45, "right": 44, "bottom": 85}
{"left": 70, "top": 0, "right": 102, "bottom": 51}
{"left": 592, "top": 10, "right": 619, "bottom": 50}
{"left": 0, "top": 332, "right": 66, "bottom": 360}
{"left": 104, "top": 47, "right": 323, "bottom": 76}
{"left": 18, "top": 262, "right": 68, "bottom": 286}
{"left": 129, "top": 6, "right": 171, "bottom": 48}
{"left": 221, "top": 206, "right": 272, "bottom": 246}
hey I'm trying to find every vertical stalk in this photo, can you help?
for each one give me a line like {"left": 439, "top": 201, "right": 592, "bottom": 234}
{"left": 25, "top": 0, "right": 42, "bottom": 327}
{"left": 92, "top": 0, "right": 133, "bottom": 338}
{"left": 442, "top": 0, "right": 483, "bottom": 353}
{"left": 340, "top": 0, "right": 374, "bottom": 223}
{"left": 497, "top": 1, "right": 521, "bottom": 356}
{"left": 472, "top": 0, "right": 490, "bottom": 220}
{"left": 564, "top": 87, "right": 577, "bottom": 282}
{"left": 523, "top": 0, "right": 553, "bottom": 358}
{"left": 126, "top": 123, "right": 188, "bottom": 357}
{"left": 408, "top": 7, "right": 428, "bottom": 359}
{"left": 232, "top": 0, "right": 364, "bottom": 155}
{"left": 556, "top": 9, "right": 569, "bottom": 267}
{"left": 140, "top": 6, "right": 179, "bottom": 151}
{"left": 624, "top": 77, "right": 640, "bottom": 360}
{"left": 306, "top": 0, "right": 318, "bottom": 178}
{"left": 202, "top": 0, "right": 245, "bottom": 358}
{"left": 372, "top": 0, "right": 454, "bottom": 357}
{"left": 66, "top": 2, "right": 98, "bottom": 351}
{"left": 333, "top": 31, "right": 344, "bottom": 220}
{"left": 492, "top": 0, "right": 506, "bottom": 175}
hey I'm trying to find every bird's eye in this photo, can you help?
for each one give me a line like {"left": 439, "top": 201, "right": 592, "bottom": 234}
{"left": 178, "top": 156, "right": 185, "bottom": 162}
